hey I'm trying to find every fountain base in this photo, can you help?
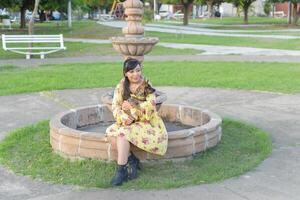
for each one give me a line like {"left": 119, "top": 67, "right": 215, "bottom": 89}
{"left": 50, "top": 104, "right": 222, "bottom": 161}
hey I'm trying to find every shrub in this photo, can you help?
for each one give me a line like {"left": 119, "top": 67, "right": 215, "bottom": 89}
{"left": 142, "top": 9, "right": 153, "bottom": 24}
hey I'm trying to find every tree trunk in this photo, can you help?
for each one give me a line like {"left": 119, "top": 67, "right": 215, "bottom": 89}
{"left": 39, "top": 10, "right": 46, "bottom": 22}
{"left": 207, "top": 0, "right": 213, "bottom": 18}
{"left": 236, "top": 6, "right": 241, "bottom": 17}
{"left": 29, "top": 0, "right": 40, "bottom": 35}
{"left": 183, "top": 3, "right": 189, "bottom": 25}
{"left": 158, "top": 3, "right": 162, "bottom": 15}
{"left": 195, "top": 4, "right": 200, "bottom": 18}
{"left": 292, "top": 3, "right": 300, "bottom": 25}
{"left": 243, "top": 7, "right": 249, "bottom": 24}
{"left": 88, "top": 10, "right": 93, "bottom": 19}
{"left": 20, "top": 6, "right": 26, "bottom": 28}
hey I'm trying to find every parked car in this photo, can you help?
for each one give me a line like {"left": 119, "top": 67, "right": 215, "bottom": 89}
{"left": 52, "top": 11, "right": 60, "bottom": 20}
{"left": 51, "top": 11, "right": 67, "bottom": 20}
{"left": 25, "top": 11, "right": 39, "bottom": 21}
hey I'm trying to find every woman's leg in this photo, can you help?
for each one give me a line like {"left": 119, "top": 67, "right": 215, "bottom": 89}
{"left": 111, "top": 135, "right": 130, "bottom": 186}
{"left": 117, "top": 135, "right": 130, "bottom": 165}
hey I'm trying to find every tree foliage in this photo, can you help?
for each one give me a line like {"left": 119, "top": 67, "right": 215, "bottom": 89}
{"left": 160, "top": 0, "right": 194, "bottom": 25}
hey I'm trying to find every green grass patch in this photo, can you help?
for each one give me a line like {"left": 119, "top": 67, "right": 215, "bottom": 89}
{"left": 205, "top": 25, "right": 299, "bottom": 31}
{"left": 0, "top": 61, "right": 299, "bottom": 96}
{"left": 0, "top": 41, "right": 203, "bottom": 59}
{"left": 0, "top": 21, "right": 122, "bottom": 39}
{"left": 190, "top": 17, "right": 294, "bottom": 25}
{"left": 0, "top": 119, "right": 272, "bottom": 189}
{"left": 147, "top": 31, "right": 300, "bottom": 50}
{"left": 223, "top": 31, "right": 300, "bottom": 36}
{"left": 0, "top": 65, "right": 18, "bottom": 71}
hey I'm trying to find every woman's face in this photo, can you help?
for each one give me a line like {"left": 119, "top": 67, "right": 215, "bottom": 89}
{"left": 125, "top": 65, "right": 142, "bottom": 83}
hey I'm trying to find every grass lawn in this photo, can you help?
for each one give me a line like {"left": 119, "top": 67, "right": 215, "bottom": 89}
{"left": 147, "top": 31, "right": 300, "bottom": 50}
{"left": 0, "top": 20, "right": 122, "bottom": 39}
{"left": 153, "top": 20, "right": 299, "bottom": 30}
{"left": 0, "top": 41, "right": 203, "bottom": 59}
{"left": 1, "top": 20, "right": 300, "bottom": 50}
{"left": 224, "top": 31, "right": 300, "bottom": 36}
{"left": 190, "top": 17, "right": 294, "bottom": 25}
{"left": 0, "top": 61, "right": 299, "bottom": 96}
{"left": 206, "top": 25, "right": 300, "bottom": 31}
{"left": 0, "top": 119, "right": 272, "bottom": 189}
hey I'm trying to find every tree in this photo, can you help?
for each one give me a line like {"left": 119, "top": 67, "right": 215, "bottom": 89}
{"left": 228, "top": 0, "right": 256, "bottom": 24}
{"left": 197, "top": 0, "right": 224, "bottom": 17}
{"left": 39, "top": 0, "right": 84, "bottom": 22}
{"left": 285, "top": 0, "right": 300, "bottom": 25}
{"left": 84, "top": 0, "right": 113, "bottom": 19}
{"left": 160, "top": 0, "right": 194, "bottom": 25}
{"left": 291, "top": 0, "right": 300, "bottom": 24}
{"left": 263, "top": 0, "right": 272, "bottom": 16}
{"left": 28, "top": 0, "right": 40, "bottom": 34}
{"left": 0, "top": 0, "right": 35, "bottom": 28}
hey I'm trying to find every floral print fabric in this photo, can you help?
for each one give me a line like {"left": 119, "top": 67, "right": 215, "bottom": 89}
{"left": 106, "top": 79, "right": 168, "bottom": 156}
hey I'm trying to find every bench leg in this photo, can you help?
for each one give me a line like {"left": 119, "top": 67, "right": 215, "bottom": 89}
{"left": 26, "top": 54, "right": 30, "bottom": 59}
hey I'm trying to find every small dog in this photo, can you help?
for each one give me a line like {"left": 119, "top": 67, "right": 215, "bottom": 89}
{"left": 124, "top": 79, "right": 155, "bottom": 121}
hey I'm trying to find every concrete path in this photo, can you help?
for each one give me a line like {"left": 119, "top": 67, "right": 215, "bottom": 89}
{"left": 2, "top": 37, "right": 300, "bottom": 67}
{"left": 2, "top": 54, "right": 300, "bottom": 67}
{"left": 0, "top": 87, "right": 300, "bottom": 200}
{"left": 97, "top": 21, "right": 300, "bottom": 40}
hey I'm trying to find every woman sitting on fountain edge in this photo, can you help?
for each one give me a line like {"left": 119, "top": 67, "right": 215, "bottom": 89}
{"left": 106, "top": 58, "right": 168, "bottom": 186}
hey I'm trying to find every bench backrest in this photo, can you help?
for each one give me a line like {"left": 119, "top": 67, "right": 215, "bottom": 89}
{"left": 2, "top": 34, "right": 64, "bottom": 50}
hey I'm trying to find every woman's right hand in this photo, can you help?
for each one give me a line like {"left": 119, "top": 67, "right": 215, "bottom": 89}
{"left": 122, "top": 101, "right": 132, "bottom": 111}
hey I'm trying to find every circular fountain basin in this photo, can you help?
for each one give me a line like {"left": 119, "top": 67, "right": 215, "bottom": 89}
{"left": 50, "top": 104, "right": 222, "bottom": 161}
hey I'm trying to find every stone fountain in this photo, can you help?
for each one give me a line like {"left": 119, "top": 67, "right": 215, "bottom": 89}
{"left": 49, "top": 0, "right": 223, "bottom": 161}
{"left": 110, "top": 0, "right": 158, "bottom": 62}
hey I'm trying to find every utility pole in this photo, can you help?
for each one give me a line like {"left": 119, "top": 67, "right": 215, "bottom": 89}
{"left": 68, "top": 0, "right": 72, "bottom": 28}
{"left": 154, "top": 0, "right": 157, "bottom": 20}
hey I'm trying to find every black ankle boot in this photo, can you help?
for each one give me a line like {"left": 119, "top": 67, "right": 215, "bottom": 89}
{"left": 128, "top": 152, "right": 142, "bottom": 180}
{"left": 111, "top": 164, "right": 128, "bottom": 186}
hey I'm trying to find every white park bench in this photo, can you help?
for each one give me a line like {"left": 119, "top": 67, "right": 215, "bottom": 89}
{"left": 272, "top": 11, "right": 286, "bottom": 18}
{"left": 1, "top": 34, "right": 66, "bottom": 59}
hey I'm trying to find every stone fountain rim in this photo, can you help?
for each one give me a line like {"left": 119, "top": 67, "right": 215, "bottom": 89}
{"left": 50, "top": 104, "right": 222, "bottom": 140}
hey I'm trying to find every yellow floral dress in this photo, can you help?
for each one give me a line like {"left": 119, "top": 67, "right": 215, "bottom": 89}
{"left": 106, "top": 79, "right": 168, "bottom": 156}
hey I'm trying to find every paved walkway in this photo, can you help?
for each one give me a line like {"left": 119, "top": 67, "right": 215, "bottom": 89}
{"left": 2, "top": 37, "right": 300, "bottom": 67}
{"left": 2, "top": 54, "right": 300, "bottom": 67}
{"left": 98, "top": 21, "right": 300, "bottom": 40}
{"left": 0, "top": 87, "right": 300, "bottom": 200}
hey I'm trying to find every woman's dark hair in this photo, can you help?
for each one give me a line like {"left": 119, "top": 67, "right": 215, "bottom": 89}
{"left": 123, "top": 58, "right": 141, "bottom": 100}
